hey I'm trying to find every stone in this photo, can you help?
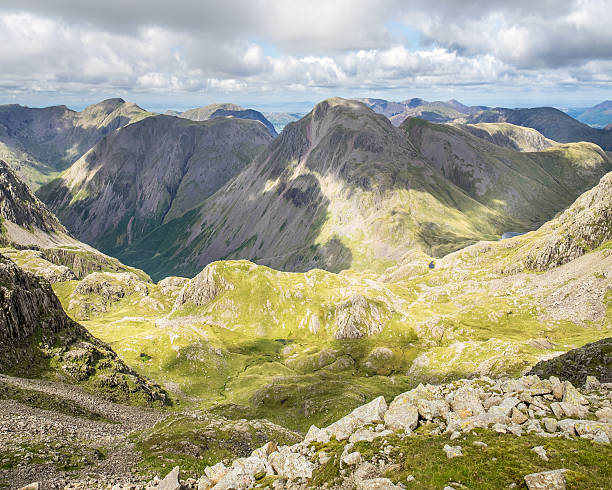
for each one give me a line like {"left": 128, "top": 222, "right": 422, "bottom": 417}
{"left": 349, "top": 428, "right": 393, "bottom": 443}
{"left": 473, "top": 441, "right": 488, "bottom": 448}
{"left": 483, "top": 395, "right": 502, "bottom": 410}
{"left": 524, "top": 469, "right": 566, "bottom": 489}
{"left": 18, "top": 484, "right": 40, "bottom": 490}
{"left": 543, "top": 418, "right": 558, "bottom": 433}
{"left": 443, "top": 444, "right": 463, "bottom": 458}
{"left": 417, "top": 398, "right": 450, "bottom": 420}
{"left": 592, "top": 431, "right": 610, "bottom": 444}
{"left": 251, "top": 441, "right": 278, "bottom": 459}
{"left": 574, "top": 420, "right": 612, "bottom": 439}
{"left": 557, "top": 419, "right": 576, "bottom": 436}
{"left": 562, "top": 381, "right": 588, "bottom": 405}
{"left": 269, "top": 450, "right": 314, "bottom": 480}
{"left": 341, "top": 451, "right": 362, "bottom": 466}
{"left": 197, "top": 476, "right": 214, "bottom": 490}
{"left": 528, "top": 379, "right": 553, "bottom": 396}
{"left": 384, "top": 399, "right": 419, "bottom": 433}
{"left": 205, "top": 462, "right": 229, "bottom": 484}
{"left": 584, "top": 376, "right": 600, "bottom": 390}
{"left": 558, "top": 402, "right": 588, "bottom": 418}
{"left": 507, "top": 424, "right": 523, "bottom": 436}
{"left": 211, "top": 468, "right": 255, "bottom": 490}
{"left": 304, "top": 425, "right": 331, "bottom": 444}
{"left": 327, "top": 396, "right": 387, "bottom": 440}
{"left": 450, "top": 387, "right": 485, "bottom": 417}
{"left": 356, "top": 478, "right": 401, "bottom": 489}
{"left": 406, "top": 475, "right": 416, "bottom": 482}
{"left": 550, "top": 402, "right": 564, "bottom": 419}
{"left": 450, "top": 431, "right": 461, "bottom": 440}
{"left": 550, "top": 377, "right": 563, "bottom": 400}
{"left": 595, "top": 407, "right": 612, "bottom": 422}
{"left": 511, "top": 407, "right": 528, "bottom": 425}
{"left": 158, "top": 466, "right": 181, "bottom": 490}
{"left": 531, "top": 446, "right": 549, "bottom": 461}
{"left": 498, "top": 396, "right": 520, "bottom": 415}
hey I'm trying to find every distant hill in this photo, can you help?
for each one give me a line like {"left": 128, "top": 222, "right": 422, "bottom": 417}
{"left": 0, "top": 98, "right": 152, "bottom": 189}
{"left": 38, "top": 115, "right": 273, "bottom": 258}
{"left": 466, "top": 107, "right": 612, "bottom": 151}
{"left": 180, "top": 103, "right": 277, "bottom": 136}
{"left": 357, "top": 97, "right": 486, "bottom": 126}
{"left": 569, "top": 101, "right": 612, "bottom": 128}
{"left": 263, "top": 112, "right": 305, "bottom": 133}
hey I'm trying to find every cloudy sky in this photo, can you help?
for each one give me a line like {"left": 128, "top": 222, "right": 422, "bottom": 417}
{"left": 1, "top": 0, "right": 610, "bottom": 111}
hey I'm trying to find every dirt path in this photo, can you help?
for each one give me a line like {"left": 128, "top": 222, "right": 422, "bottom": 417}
{"left": 0, "top": 375, "right": 168, "bottom": 489}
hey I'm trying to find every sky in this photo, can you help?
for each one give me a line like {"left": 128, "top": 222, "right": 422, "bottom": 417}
{"left": 1, "top": 0, "right": 611, "bottom": 112}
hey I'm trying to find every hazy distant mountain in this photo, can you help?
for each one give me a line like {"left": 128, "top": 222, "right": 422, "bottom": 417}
{"left": 38, "top": 115, "right": 273, "bottom": 258}
{"left": 568, "top": 101, "right": 612, "bottom": 128}
{"left": 113, "top": 98, "right": 610, "bottom": 280}
{"left": 179, "top": 103, "right": 277, "bottom": 136}
{"left": 263, "top": 112, "right": 305, "bottom": 133}
{"left": 0, "top": 98, "right": 151, "bottom": 189}
{"left": 357, "top": 97, "right": 487, "bottom": 126}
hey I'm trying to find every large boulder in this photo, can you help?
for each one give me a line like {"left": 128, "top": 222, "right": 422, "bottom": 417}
{"left": 524, "top": 469, "right": 567, "bottom": 489}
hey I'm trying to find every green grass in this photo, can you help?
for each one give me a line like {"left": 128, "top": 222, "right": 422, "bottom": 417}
{"left": 305, "top": 429, "right": 612, "bottom": 489}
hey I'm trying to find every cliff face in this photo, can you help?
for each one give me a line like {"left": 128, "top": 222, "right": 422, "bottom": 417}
{"left": 0, "top": 159, "right": 66, "bottom": 235}
{"left": 0, "top": 252, "right": 168, "bottom": 406}
{"left": 525, "top": 171, "right": 612, "bottom": 270}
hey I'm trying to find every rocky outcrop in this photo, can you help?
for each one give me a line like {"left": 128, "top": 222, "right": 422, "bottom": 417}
{"left": 334, "top": 295, "right": 386, "bottom": 339}
{"left": 527, "top": 338, "right": 612, "bottom": 385}
{"left": 0, "top": 160, "right": 65, "bottom": 236}
{"left": 172, "top": 263, "right": 234, "bottom": 310}
{"left": 525, "top": 172, "right": 612, "bottom": 270}
{"left": 68, "top": 272, "right": 151, "bottom": 320}
{"left": 0, "top": 252, "right": 168, "bottom": 406}
{"left": 133, "top": 373, "right": 611, "bottom": 489}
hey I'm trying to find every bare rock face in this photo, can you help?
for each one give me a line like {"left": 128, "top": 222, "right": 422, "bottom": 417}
{"left": 526, "top": 172, "right": 612, "bottom": 270}
{"left": 335, "top": 295, "right": 385, "bottom": 339}
{"left": 0, "top": 159, "right": 65, "bottom": 236}
{"left": 0, "top": 252, "right": 168, "bottom": 405}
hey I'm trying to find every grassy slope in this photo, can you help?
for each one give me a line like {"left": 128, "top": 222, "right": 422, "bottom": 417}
{"left": 50, "top": 239, "right": 612, "bottom": 431}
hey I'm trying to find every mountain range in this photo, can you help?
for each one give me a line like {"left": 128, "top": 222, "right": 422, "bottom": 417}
{"left": 33, "top": 97, "right": 611, "bottom": 280}
{"left": 1, "top": 94, "right": 611, "bottom": 488}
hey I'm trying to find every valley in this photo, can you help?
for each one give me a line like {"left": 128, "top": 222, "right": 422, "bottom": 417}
{"left": 0, "top": 95, "right": 611, "bottom": 489}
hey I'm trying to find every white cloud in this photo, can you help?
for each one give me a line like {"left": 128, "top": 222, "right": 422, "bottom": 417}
{"left": 0, "top": 1, "right": 611, "bottom": 107}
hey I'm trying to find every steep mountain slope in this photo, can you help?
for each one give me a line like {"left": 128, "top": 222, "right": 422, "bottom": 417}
{"left": 489, "top": 170, "right": 612, "bottom": 272}
{"left": 119, "top": 98, "right": 527, "bottom": 279}
{"left": 39, "top": 115, "right": 273, "bottom": 258}
{"left": 0, "top": 159, "right": 149, "bottom": 282}
{"left": 180, "top": 103, "right": 277, "bottom": 136}
{"left": 466, "top": 107, "right": 612, "bottom": 151}
{"left": 403, "top": 118, "right": 611, "bottom": 229}
{"left": 0, "top": 98, "right": 151, "bottom": 189}
{"left": 0, "top": 252, "right": 167, "bottom": 405}
{"left": 572, "top": 100, "right": 612, "bottom": 128}
{"left": 119, "top": 99, "right": 611, "bottom": 280}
